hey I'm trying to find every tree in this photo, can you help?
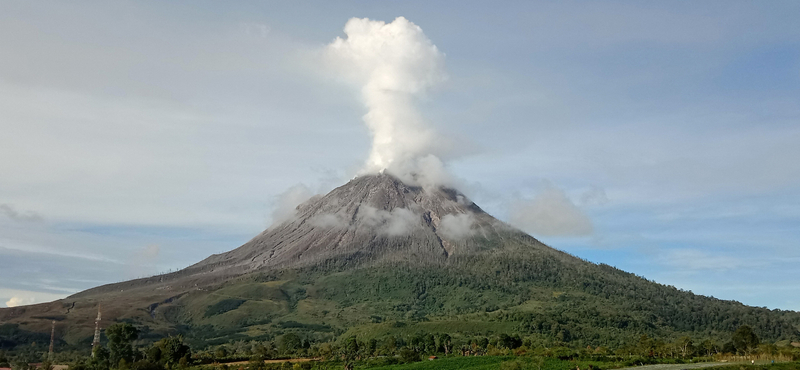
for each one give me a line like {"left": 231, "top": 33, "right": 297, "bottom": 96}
{"left": 339, "top": 337, "right": 360, "bottom": 370}
{"left": 342, "top": 337, "right": 359, "bottom": 361}
{"left": 531, "top": 356, "right": 546, "bottom": 370}
{"left": 732, "top": 325, "right": 759, "bottom": 355}
{"left": 677, "top": 336, "right": 694, "bottom": 358}
{"left": 722, "top": 341, "right": 736, "bottom": 354}
{"left": 0, "top": 351, "right": 9, "bottom": 368}
{"left": 151, "top": 336, "right": 191, "bottom": 368}
{"left": 214, "top": 347, "right": 227, "bottom": 359}
{"left": 129, "top": 360, "right": 162, "bottom": 370}
{"left": 699, "top": 339, "right": 716, "bottom": 356}
{"left": 277, "top": 333, "right": 301, "bottom": 355}
{"left": 380, "top": 337, "right": 396, "bottom": 355}
{"left": 91, "top": 346, "right": 111, "bottom": 370}
{"left": 437, "top": 334, "right": 451, "bottom": 354}
{"left": 105, "top": 323, "right": 139, "bottom": 367}
{"left": 399, "top": 348, "right": 420, "bottom": 363}
{"left": 11, "top": 360, "right": 31, "bottom": 370}
{"left": 146, "top": 346, "right": 162, "bottom": 364}
{"left": 317, "top": 343, "right": 333, "bottom": 361}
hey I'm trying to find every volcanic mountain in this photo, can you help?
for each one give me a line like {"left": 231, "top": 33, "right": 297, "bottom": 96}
{"left": 2, "top": 174, "right": 799, "bottom": 349}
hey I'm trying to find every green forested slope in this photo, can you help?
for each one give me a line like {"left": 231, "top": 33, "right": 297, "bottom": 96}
{"left": 149, "top": 244, "right": 800, "bottom": 350}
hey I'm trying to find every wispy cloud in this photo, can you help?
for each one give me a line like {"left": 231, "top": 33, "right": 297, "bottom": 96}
{"left": 271, "top": 184, "right": 315, "bottom": 224}
{"left": 657, "top": 248, "right": 749, "bottom": 273}
{"left": 0, "top": 288, "right": 67, "bottom": 308}
{"left": 509, "top": 183, "right": 593, "bottom": 237}
{"left": 358, "top": 206, "right": 420, "bottom": 236}
{"left": 438, "top": 213, "right": 476, "bottom": 240}
{"left": 0, "top": 204, "right": 43, "bottom": 222}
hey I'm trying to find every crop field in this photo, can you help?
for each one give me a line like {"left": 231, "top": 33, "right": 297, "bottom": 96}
{"left": 359, "top": 358, "right": 800, "bottom": 370}
{"left": 361, "top": 356, "right": 616, "bottom": 370}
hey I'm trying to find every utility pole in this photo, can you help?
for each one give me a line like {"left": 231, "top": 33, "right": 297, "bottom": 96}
{"left": 91, "top": 304, "right": 101, "bottom": 357}
{"left": 48, "top": 320, "right": 55, "bottom": 359}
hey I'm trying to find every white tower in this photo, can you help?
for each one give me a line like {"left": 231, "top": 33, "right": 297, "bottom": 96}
{"left": 91, "top": 304, "right": 101, "bottom": 357}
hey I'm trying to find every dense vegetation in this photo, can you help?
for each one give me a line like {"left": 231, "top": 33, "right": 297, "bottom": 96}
{"left": 2, "top": 321, "right": 799, "bottom": 370}
{"left": 134, "top": 253, "right": 799, "bottom": 352}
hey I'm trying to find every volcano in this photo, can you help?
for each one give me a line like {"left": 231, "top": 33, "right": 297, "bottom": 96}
{"left": 2, "top": 174, "right": 799, "bottom": 349}
{"left": 187, "top": 173, "right": 557, "bottom": 274}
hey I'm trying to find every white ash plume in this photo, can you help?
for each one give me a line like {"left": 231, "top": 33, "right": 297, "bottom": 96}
{"left": 326, "top": 17, "right": 456, "bottom": 188}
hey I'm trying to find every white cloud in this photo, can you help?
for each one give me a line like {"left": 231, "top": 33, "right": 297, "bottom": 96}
{"left": 384, "top": 208, "right": 418, "bottom": 236}
{"left": 138, "top": 244, "right": 160, "bottom": 260}
{"left": 125, "top": 244, "right": 161, "bottom": 278}
{"left": 270, "top": 184, "right": 315, "bottom": 224}
{"left": 357, "top": 205, "right": 419, "bottom": 236}
{"left": 579, "top": 186, "right": 609, "bottom": 206}
{"left": 438, "top": 213, "right": 476, "bottom": 240}
{"left": 659, "top": 248, "right": 748, "bottom": 272}
{"left": 0, "top": 288, "right": 66, "bottom": 308}
{"left": 509, "top": 184, "right": 593, "bottom": 237}
{"left": 5, "top": 296, "right": 35, "bottom": 307}
{"left": 309, "top": 213, "right": 348, "bottom": 229}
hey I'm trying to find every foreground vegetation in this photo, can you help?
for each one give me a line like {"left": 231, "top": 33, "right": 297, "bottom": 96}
{"left": 2, "top": 321, "right": 799, "bottom": 370}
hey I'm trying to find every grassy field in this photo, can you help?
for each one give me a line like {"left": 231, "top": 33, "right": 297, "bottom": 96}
{"left": 360, "top": 356, "right": 512, "bottom": 370}
{"left": 359, "top": 356, "right": 616, "bottom": 370}
{"left": 357, "top": 358, "right": 800, "bottom": 370}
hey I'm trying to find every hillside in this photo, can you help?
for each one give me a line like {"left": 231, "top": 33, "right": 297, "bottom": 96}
{"left": 1, "top": 174, "right": 799, "bottom": 352}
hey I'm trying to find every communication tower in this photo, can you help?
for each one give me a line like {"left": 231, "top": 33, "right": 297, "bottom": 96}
{"left": 48, "top": 320, "right": 55, "bottom": 358}
{"left": 91, "top": 304, "right": 101, "bottom": 357}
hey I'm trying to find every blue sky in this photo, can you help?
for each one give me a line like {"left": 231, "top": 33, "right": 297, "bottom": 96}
{"left": 1, "top": 1, "right": 799, "bottom": 310}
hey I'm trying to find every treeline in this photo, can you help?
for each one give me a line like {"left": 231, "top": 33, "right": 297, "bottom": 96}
{"left": 185, "top": 325, "right": 800, "bottom": 370}
{"left": 2, "top": 323, "right": 799, "bottom": 370}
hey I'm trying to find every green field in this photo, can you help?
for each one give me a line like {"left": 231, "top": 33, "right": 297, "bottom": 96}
{"left": 357, "top": 358, "right": 800, "bottom": 370}
{"left": 358, "top": 356, "right": 617, "bottom": 370}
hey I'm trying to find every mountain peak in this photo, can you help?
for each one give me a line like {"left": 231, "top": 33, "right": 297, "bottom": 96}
{"left": 191, "top": 173, "right": 522, "bottom": 276}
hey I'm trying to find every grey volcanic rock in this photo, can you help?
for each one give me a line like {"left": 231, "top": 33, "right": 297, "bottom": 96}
{"left": 64, "top": 173, "right": 559, "bottom": 301}
{"left": 68, "top": 173, "right": 545, "bottom": 299}
{"left": 190, "top": 173, "right": 529, "bottom": 275}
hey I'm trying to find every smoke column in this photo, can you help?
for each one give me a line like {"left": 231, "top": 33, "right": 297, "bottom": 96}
{"left": 326, "top": 17, "right": 449, "bottom": 186}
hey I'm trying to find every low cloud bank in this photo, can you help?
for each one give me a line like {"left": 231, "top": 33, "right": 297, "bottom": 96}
{"left": 271, "top": 184, "right": 315, "bottom": 224}
{"left": 358, "top": 205, "right": 419, "bottom": 236}
{"left": 438, "top": 213, "right": 476, "bottom": 240}
{"left": 509, "top": 185, "right": 593, "bottom": 237}
{"left": 309, "top": 213, "right": 348, "bottom": 229}
{"left": 5, "top": 296, "right": 35, "bottom": 307}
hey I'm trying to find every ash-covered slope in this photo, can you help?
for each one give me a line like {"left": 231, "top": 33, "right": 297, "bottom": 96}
{"left": 189, "top": 173, "right": 548, "bottom": 275}
{"left": 61, "top": 173, "right": 549, "bottom": 300}
{"left": 61, "top": 174, "right": 552, "bottom": 297}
